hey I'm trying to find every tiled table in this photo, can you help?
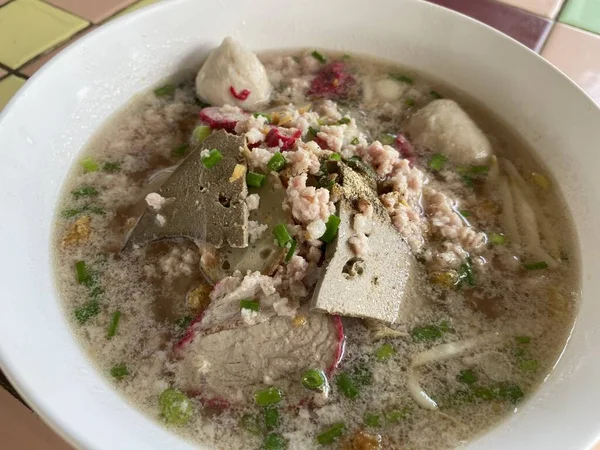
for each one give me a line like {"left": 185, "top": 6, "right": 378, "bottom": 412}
{"left": 1, "top": 0, "right": 600, "bottom": 448}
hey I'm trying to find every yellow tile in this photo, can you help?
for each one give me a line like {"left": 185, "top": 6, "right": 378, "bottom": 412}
{"left": 113, "top": 0, "right": 160, "bottom": 19}
{"left": 0, "top": 75, "right": 26, "bottom": 110}
{"left": 0, "top": 68, "right": 6, "bottom": 79}
{"left": 0, "top": 0, "right": 89, "bottom": 69}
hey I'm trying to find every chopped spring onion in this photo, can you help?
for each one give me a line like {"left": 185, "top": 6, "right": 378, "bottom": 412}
{"left": 267, "top": 153, "right": 286, "bottom": 172}
{"left": 154, "top": 84, "right": 175, "bottom": 97}
{"left": 172, "top": 143, "right": 189, "bottom": 157}
{"left": 429, "top": 153, "right": 447, "bottom": 171}
{"left": 246, "top": 172, "right": 266, "bottom": 188}
{"left": 385, "top": 407, "right": 410, "bottom": 423}
{"left": 74, "top": 300, "right": 100, "bottom": 324}
{"left": 81, "top": 157, "right": 99, "bottom": 173}
{"left": 411, "top": 325, "right": 443, "bottom": 342}
{"left": 72, "top": 186, "right": 99, "bottom": 198}
{"left": 110, "top": 363, "right": 128, "bottom": 380}
{"left": 363, "top": 413, "right": 381, "bottom": 428}
{"left": 107, "top": 311, "right": 121, "bottom": 339}
{"left": 201, "top": 149, "right": 222, "bottom": 169}
{"left": 285, "top": 239, "right": 297, "bottom": 262}
{"left": 240, "top": 414, "right": 262, "bottom": 435}
{"left": 470, "top": 165, "right": 490, "bottom": 175}
{"left": 311, "top": 50, "right": 327, "bottom": 63}
{"left": 159, "top": 388, "right": 193, "bottom": 426}
{"left": 405, "top": 98, "right": 415, "bottom": 107}
{"left": 263, "top": 433, "right": 288, "bottom": 450}
{"left": 253, "top": 112, "right": 273, "bottom": 123}
{"left": 316, "top": 422, "right": 346, "bottom": 445}
{"left": 102, "top": 162, "right": 121, "bottom": 173}
{"left": 519, "top": 359, "right": 538, "bottom": 372}
{"left": 337, "top": 117, "right": 351, "bottom": 125}
{"left": 273, "top": 224, "right": 292, "bottom": 247}
{"left": 254, "top": 387, "right": 283, "bottom": 406}
{"left": 320, "top": 214, "right": 341, "bottom": 244}
{"left": 351, "top": 137, "right": 360, "bottom": 145}
{"left": 457, "top": 369, "right": 478, "bottom": 385}
{"left": 264, "top": 407, "right": 280, "bottom": 431}
{"left": 497, "top": 382, "right": 524, "bottom": 403}
{"left": 301, "top": 369, "right": 326, "bottom": 391}
{"left": 75, "top": 260, "right": 89, "bottom": 283}
{"left": 193, "top": 125, "right": 212, "bottom": 144}
{"left": 430, "top": 90, "right": 443, "bottom": 99}
{"left": 61, "top": 205, "right": 105, "bottom": 218}
{"left": 240, "top": 299, "right": 260, "bottom": 312}
{"left": 389, "top": 73, "right": 413, "bottom": 84}
{"left": 307, "top": 126, "right": 320, "bottom": 140}
{"left": 328, "top": 153, "right": 341, "bottom": 161}
{"left": 456, "top": 258, "right": 476, "bottom": 287}
{"left": 375, "top": 343, "right": 395, "bottom": 361}
{"left": 488, "top": 232, "right": 506, "bottom": 245}
{"left": 336, "top": 373, "right": 359, "bottom": 399}
{"left": 379, "top": 133, "right": 396, "bottom": 145}
{"left": 460, "top": 210, "right": 472, "bottom": 217}
{"left": 523, "top": 261, "right": 548, "bottom": 270}
{"left": 515, "top": 336, "right": 531, "bottom": 344}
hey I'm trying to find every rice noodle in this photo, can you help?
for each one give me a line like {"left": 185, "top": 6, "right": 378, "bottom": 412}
{"left": 498, "top": 176, "right": 521, "bottom": 250}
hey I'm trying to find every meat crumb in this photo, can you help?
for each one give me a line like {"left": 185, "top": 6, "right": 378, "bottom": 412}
{"left": 348, "top": 232, "right": 369, "bottom": 256}
{"left": 155, "top": 214, "right": 166, "bottom": 227}
{"left": 248, "top": 220, "right": 268, "bottom": 243}
{"left": 145, "top": 192, "right": 166, "bottom": 211}
{"left": 246, "top": 193, "right": 260, "bottom": 211}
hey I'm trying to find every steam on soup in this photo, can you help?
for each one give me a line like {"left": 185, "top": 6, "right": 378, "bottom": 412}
{"left": 53, "top": 38, "right": 578, "bottom": 449}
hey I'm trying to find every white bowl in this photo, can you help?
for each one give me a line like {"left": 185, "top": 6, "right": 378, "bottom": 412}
{"left": 1, "top": 0, "right": 599, "bottom": 449}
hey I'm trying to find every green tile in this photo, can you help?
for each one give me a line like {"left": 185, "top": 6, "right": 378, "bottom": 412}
{"left": 0, "top": 75, "right": 26, "bottom": 110}
{"left": 0, "top": 0, "right": 89, "bottom": 69}
{"left": 559, "top": 0, "right": 600, "bottom": 35}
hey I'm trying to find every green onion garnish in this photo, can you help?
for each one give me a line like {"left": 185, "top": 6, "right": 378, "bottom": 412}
{"left": 337, "top": 117, "right": 351, "bottom": 125}
{"left": 328, "top": 153, "right": 341, "bottom": 161}
{"left": 240, "top": 299, "right": 260, "bottom": 312}
{"left": 240, "top": 414, "right": 262, "bottom": 435}
{"left": 107, "top": 311, "right": 121, "bottom": 339}
{"left": 430, "top": 90, "right": 442, "bottom": 99}
{"left": 102, "top": 162, "right": 121, "bottom": 173}
{"left": 263, "top": 433, "right": 288, "bottom": 450}
{"left": 519, "top": 359, "right": 539, "bottom": 372}
{"left": 267, "top": 153, "right": 286, "bottom": 172}
{"left": 311, "top": 50, "right": 327, "bottom": 63}
{"left": 456, "top": 258, "right": 476, "bottom": 287}
{"left": 81, "top": 157, "right": 99, "bottom": 173}
{"left": 316, "top": 422, "right": 346, "bottom": 445}
{"left": 246, "top": 171, "right": 267, "bottom": 188}
{"left": 154, "top": 84, "right": 175, "bottom": 97}
{"left": 350, "top": 137, "right": 359, "bottom": 145}
{"left": 320, "top": 214, "right": 341, "bottom": 244}
{"left": 110, "top": 363, "right": 128, "bottom": 380}
{"left": 488, "top": 232, "right": 506, "bottom": 245}
{"left": 429, "top": 153, "right": 447, "bottom": 171}
{"left": 264, "top": 407, "right": 280, "bottom": 431}
{"left": 379, "top": 133, "right": 396, "bottom": 145}
{"left": 457, "top": 369, "right": 478, "bottom": 385}
{"left": 75, "top": 260, "right": 89, "bottom": 284}
{"left": 375, "top": 343, "right": 395, "bottom": 361}
{"left": 253, "top": 112, "right": 272, "bottom": 123}
{"left": 497, "top": 382, "right": 524, "bottom": 403}
{"left": 74, "top": 300, "right": 100, "bottom": 324}
{"left": 336, "top": 373, "right": 359, "bottom": 399}
{"left": 254, "top": 387, "right": 283, "bottom": 406}
{"left": 389, "top": 73, "right": 413, "bottom": 84}
{"left": 385, "top": 407, "right": 410, "bottom": 423}
{"left": 285, "top": 239, "right": 297, "bottom": 262}
{"left": 515, "top": 336, "right": 531, "bottom": 344}
{"left": 159, "top": 388, "right": 193, "bottom": 426}
{"left": 460, "top": 210, "right": 472, "bottom": 217}
{"left": 72, "top": 186, "right": 99, "bottom": 198}
{"left": 523, "top": 261, "right": 548, "bottom": 270}
{"left": 193, "top": 125, "right": 212, "bottom": 144}
{"left": 273, "top": 224, "right": 292, "bottom": 247}
{"left": 172, "top": 143, "right": 189, "bottom": 157}
{"left": 302, "top": 369, "right": 326, "bottom": 391}
{"left": 405, "top": 98, "right": 415, "bottom": 107}
{"left": 363, "top": 413, "right": 381, "bottom": 428}
{"left": 470, "top": 165, "right": 489, "bottom": 175}
{"left": 61, "top": 205, "right": 105, "bottom": 218}
{"left": 201, "top": 149, "right": 222, "bottom": 169}
{"left": 411, "top": 324, "right": 443, "bottom": 342}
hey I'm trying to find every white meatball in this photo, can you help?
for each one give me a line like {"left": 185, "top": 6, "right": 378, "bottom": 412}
{"left": 407, "top": 99, "right": 492, "bottom": 164}
{"left": 196, "top": 37, "right": 272, "bottom": 111}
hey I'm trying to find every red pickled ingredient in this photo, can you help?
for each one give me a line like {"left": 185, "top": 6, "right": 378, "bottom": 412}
{"left": 308, "top": 62, "right": 355, "bottom": 99}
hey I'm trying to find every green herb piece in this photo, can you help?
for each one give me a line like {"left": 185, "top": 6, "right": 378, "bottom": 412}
{"left": 81, "top": 157, "right": 99, "bottom": 173}
{"left": 351, "top": 366, "right": 373, "bottom": 386}
{"left": 472, "top": 386, "right": 496, "bottom": 401}
{"left": 456, "top": 258, "right": 476, "bottom": 288}
{"left": 328, "top": 153, "right": 341, "bottom": 161}
{"left": 240, "top": 299, "right": 260, "bottom": 312}
{"left": 523, "top": 261, "right": 548, "bottom": 270}
{"left": 102, "top": 162, "right": 121, "bottom": 173}
{"left": 110, "top": 363, "right": 128, "bottom": 380}
{"left": 515, "top": 336, "right": 531, "bottom": 344}
{"left": 240, "top": 413, "right": 262, "bottom": 435}
{"left": 264, "top": 407, "right": 280, "bottom": 431}
{"left": 172, "top": 143, "right": 189, "bottom": 157}
{"left": 246, "top": 171, "right": 267, "bottom": 188}
{"left": 154, "top": 84, "right": 176, "bottom": 97}
{"left": 262, "top": 433, "right": 288, "bottom": 450}
{"left": 159, "top": 388, "right": 193, "bottom": 426}
{"left": 488, "top": 232, "right": 506, "bottom": 245}
{"left": 389, "top": 73, "right": 413, "bottom": 84}
{"left": 430, "top": 90, "right": 442, "bottom": 99}
{"left": 267, "top": 153, "right": 286, "bottom": 172}
{"left": 405, "top": 98, "right": 415, "bottom": 107}
{"left": 273, "top": 224, "right": 293, "bottom": 247}
{"left": 75, "top": 260, "right": 89, "bottom": 284}
{"left": 379, "top": 133, "right": 396, "bottom": 145}
{"left": 320, "top": 214, "right": 341, "bottom": 243}
{"left": 174, "top": 315, "right": 192, "bottom": 333}
{"left": 311, "top": 50, "right": 327, "bottom": 63}
{"left": 302, "top": 369, "right": 327, "bottom": 391}
{"left": 469, "top": 165, "right": 489, "bottom": 175}
{"left": 363, "top": 413, "right": 381, "bottom": 428}
{"left": 107, "top": 311, "right": 121, "bottom": 339}
{"left": 336, "top": 373, "right": 359, "bottom": 399}
{"left": 72, "top": 186, "right": 99, "bottom": 198}
{"left": 497, "top": 382, "right": 524, "bottom": 403}
{"left": 519, "top": 359, "right": 539, "bottom": 372}
{"left": 74, "top": 300, "right": 100, "bottom": 324}
{"left": 351, "top": 137, "right": 360, "bottom": 145}
{"left": 412, "top": 324, "right": 443, "bottom": 342}
{"left": 285, "top": 239, "right": 297, "bottom": 263}
{"left": 254, "top": 387, "right": 283, "bottom": 407}
{"left": 460, "top": 210, "right": 472, "bottom": 217}
{"left": 193, "top": 125, "right": 212, "bottom": 143}
{"left": 375, "top": 343, "right": 395, "bottom": 361}
{"left": 457, "top": 369, "right": 478, "bottom": 385}
{"left": 385, "top": 407, "right": 411, "bottom": 423}
{"left": 316, "top": 422, "right": 346, "bottom": 445}
{"left": 429, "top": 153, "right": 447, "bottom": 171}
{"left": 201, "top": 149, "right": 222, "bottom": 169}
{"left": 307, "top": 126, "right": 320, "bottom": 141}
{"left": 461, "top": 174, "right": 474, "bottom": 187}
{"left": 61, "top": 205, "right": 105, "bottom": 218}
{"left": 254, "top": 112, "right": 273, "bottom": 123}
{"left": 337, "top": 117, "right": 351, "bottom": 125}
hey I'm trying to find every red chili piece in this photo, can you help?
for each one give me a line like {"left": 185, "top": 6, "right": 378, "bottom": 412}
{"left": 229, "top": 86, "right": 251, "bottom": 101}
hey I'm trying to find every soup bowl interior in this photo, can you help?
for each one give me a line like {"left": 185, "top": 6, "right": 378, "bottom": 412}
{"left": 1, "top": 0, "right": 600, "bottom": 449}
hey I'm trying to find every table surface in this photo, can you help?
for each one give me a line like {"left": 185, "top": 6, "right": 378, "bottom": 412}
{"left": 1, "top": 0, "right": 600, "bottom": 448}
